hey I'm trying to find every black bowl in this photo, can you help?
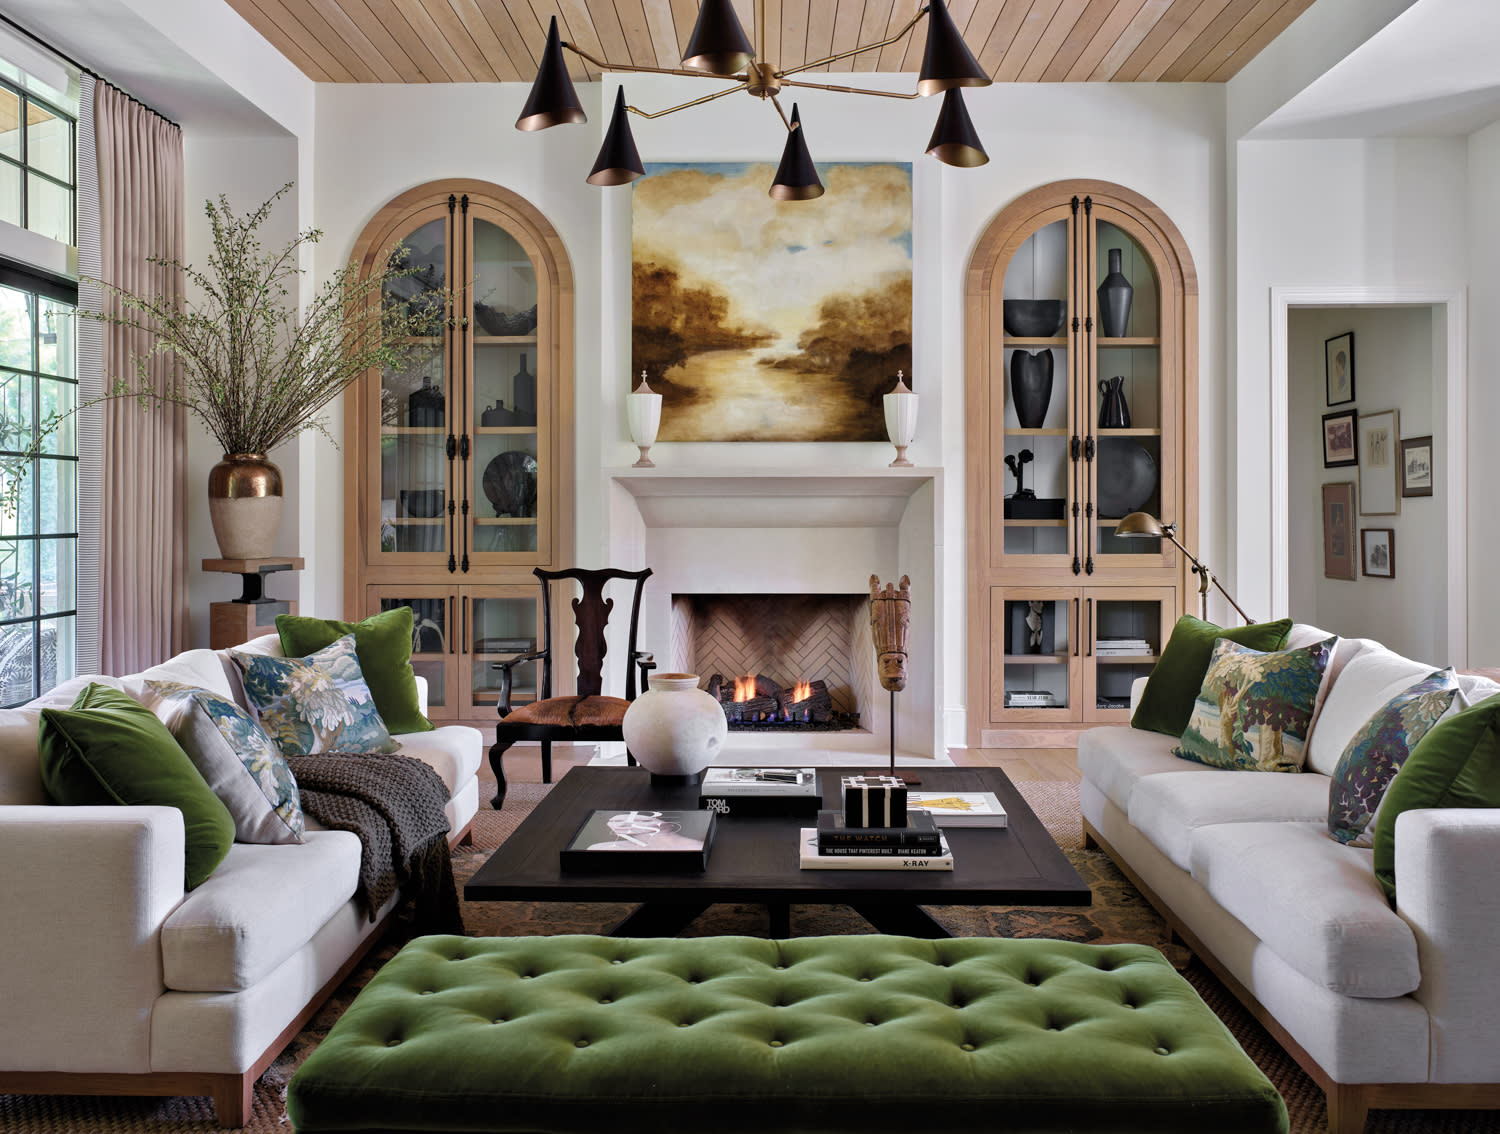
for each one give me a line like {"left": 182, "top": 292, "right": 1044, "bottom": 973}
{"left": 1003, "top": 299, "right": 1067, "bottom": 338}
{"left": 399, "top": 488, "right": 445, "bottom": 518}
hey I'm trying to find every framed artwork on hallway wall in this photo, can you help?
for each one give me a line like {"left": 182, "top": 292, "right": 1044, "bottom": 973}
{"left": 1361, "top": 529, "right": 1395, "bottom": 579}
{"left": 1400, "top": 435, "right": 1433, "bottom": 497}
{"left": 1322, "top": 409, "right": 1357, "bottom": 468}
{"left": 631, "top": 162, "right": 913, "bottom": 442}
{"left": 1325, "top": 331, "right": 1355, "bottom": 406}
{"left": 1322, "top": 482, "right": 1357, "bottom": 581}
{"left": 1358, "top": 409, "right": 1400, "bottom": 516}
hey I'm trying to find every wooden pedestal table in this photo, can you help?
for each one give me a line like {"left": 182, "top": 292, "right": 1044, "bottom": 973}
{"left": 202, "top": 557, "right": 304, "bottom": 650}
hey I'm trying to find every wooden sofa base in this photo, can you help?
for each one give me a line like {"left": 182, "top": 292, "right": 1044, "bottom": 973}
{"left": 1083, "top": 819, "right": 1500, "bottom": 1134}
{"left": 0, "top": 822, "right": 474, "bottom": 1128}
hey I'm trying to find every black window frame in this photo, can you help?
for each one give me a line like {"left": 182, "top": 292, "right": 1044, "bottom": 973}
{"left": 0, "top": 77, "right": 77, "bottom": 247}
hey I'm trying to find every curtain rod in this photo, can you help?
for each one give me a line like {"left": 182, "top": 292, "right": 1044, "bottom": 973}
{"left": 0, "top": 10, "right": 180, "bottom": 128}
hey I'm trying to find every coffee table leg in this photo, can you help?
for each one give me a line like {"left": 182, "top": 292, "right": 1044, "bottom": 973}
{"left": 608, "top": 900, "right": 712, "bottom": 937}
{"left": 767, "top": 903, "right": 790, "bottom": 938}
{"left": 848, "top": 902, "right": 951, "bottom": 939}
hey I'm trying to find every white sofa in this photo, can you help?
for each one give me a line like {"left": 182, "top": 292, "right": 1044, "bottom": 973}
{"left": 0, "top": 633, "right": 482, "bottom": 1127}
{"left": 1078, "top": 624, "right": 1500, "bottom": 1134}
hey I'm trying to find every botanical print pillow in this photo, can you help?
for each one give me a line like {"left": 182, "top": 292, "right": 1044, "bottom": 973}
{"left": 143, "top": 680, "right": 305, "bottom": 844}
{"left": 230, "top": 634, "right": 398, "bottom": 758}
{"left": 1174, "top": 636, "right": 1337, "bottom": 773}
{"left": 1328, "top": 669, "right": 1459, "bottom": 847}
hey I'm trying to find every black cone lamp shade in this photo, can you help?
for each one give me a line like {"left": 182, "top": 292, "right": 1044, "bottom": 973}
{"left": 926, "top": 88, "right": 988, "bottom": 167}
{"left": 917, "top": 0, "right": 992, "bottom": 97}
{"left": 588, "top": 87, "right": 645, "bottom": 186}
{"left": 516, "top": 16, "right": 586, "bottom": 131}
{"left": 769, "top": 105, "right": 823, "bottom": 201}
{"left": 682, "top": 0, "right": 755, "bottom": 75}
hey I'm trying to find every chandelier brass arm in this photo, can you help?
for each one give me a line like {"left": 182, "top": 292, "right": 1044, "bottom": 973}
{"left": 775, "top": 8, "right": 931, "bottom": 80}
{"left": 779, "top": 80, "right": 920, "bottom": 100}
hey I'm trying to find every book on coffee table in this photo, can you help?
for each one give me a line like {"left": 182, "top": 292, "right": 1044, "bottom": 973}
{"left": 560, "top": 809, "right": 715, "bottom": 873}
{"left": 698, "top": 767, "right": 821, "bottom": 816}
{"left": 798, "top": 828, "right": 953, "bottom": 871}
{"left": 906, "top": 792, "right": 1009, "bottom": 828}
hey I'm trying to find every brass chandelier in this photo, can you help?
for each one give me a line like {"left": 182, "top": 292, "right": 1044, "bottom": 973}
{"left": 515, "top": 0, "right": 992, "bottom": 200}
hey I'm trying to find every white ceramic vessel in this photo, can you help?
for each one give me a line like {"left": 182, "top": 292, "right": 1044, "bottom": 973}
{"left": 883, "top": 370, "right": 918, "bottom": 467}
{"left": 621, "top": 673, "right": 727, "bottom": 779}
{"left": 626, "top": 371, "right": 663, "bottom": 468}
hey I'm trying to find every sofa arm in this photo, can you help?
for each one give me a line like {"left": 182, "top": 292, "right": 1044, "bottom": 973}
{"left": 1129, "top": 676, "right": 1149, "bottom": 714}
{"left": 1394, "top": 807, "right": 1500, "bottom": 1081}
{"left": 414, "top": 674, "right": 428, "bottom": 715}
{"left": 0, "top": 806, "right": 186, "bottom": 1073}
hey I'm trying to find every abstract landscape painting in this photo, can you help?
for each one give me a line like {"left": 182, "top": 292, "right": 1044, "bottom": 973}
{"left": 632, "top": 162, "right": 912, "bottom": 442}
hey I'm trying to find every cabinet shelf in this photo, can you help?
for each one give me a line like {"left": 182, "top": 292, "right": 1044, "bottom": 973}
{"left": 1004, "top": 427, "right": 1068, "bottom": 436}
{"left": 1005, "top": 519, "right": 1067, "bottom": 528}
{"left": 1095, "top": 655, "right": 1159, "bottom": 665}
{"left": 1003, "top": 653, "right": 1069, "bottom": 665}
{"left": 473, "top": 426, "right": 538, "bottom": 435}
{"left": 1096, "top": 427, "right": 1161, "bottom": 437}
{"left": 473, "top": 335, "right": 538, "bottom": 345}
{"left": 475, "top": 517, "right": 538, "bottom": 526}
{"left": 1097, "top": 336, "right": 1160, "bottom": 347}
{"left": 381, "top": 426, "right": 447, "bottom": 436}
{"left": 1005, "top": 336, "right": 1068, "bottom": 347}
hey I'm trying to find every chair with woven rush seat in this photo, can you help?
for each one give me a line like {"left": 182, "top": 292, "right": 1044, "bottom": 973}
{"left": 489, "top": 567, "right": 654, "bottom": 808}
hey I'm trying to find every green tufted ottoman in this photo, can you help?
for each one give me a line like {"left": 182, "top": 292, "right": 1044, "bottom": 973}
{"left": 288, "top": 934, "right": 1287, "bottom": 1134}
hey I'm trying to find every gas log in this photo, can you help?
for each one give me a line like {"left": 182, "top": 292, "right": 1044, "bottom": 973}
{"left": 707, "top": 674, "right": 835, "bottom": 724}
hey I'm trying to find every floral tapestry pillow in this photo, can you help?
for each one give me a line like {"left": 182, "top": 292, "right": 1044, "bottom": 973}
{"left": 230, "top": 634, "right": 398, "bottom": 758}
{"left": 1174, "top": 635, "right": 1337, "bottom": 773}
{"left": 142, "top": 680, "right": 304, "bottom": 844}
{"left": 1328, "top": 669, "right": 1459, "bottom": 847}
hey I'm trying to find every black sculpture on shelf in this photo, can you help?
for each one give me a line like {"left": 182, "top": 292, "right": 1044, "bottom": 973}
{"left": 1004, "top": 448, "right": 1035, "bottom": 500}
{"left": 1097, "top": 248, "right": 1134, "bottom": 338}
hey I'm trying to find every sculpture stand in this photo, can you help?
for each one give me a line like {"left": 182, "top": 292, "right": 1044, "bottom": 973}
{"left": 889, "top": 688, "right": 919, "bottom": 786}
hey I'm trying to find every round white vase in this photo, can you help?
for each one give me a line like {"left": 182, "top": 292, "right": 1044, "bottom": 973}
{"left": 621, "top": 673, "right": 727, "bottom": 784}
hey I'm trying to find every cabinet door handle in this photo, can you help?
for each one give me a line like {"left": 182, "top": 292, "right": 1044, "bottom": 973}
{"left": 1087, "top": 597, "right": 1094, "bottom": 657}
{"left": 462, "top": 595, "right": 469, "bottom": 655}
{"left": 448, "top": 596, "right": 456, "bottom": 654}
{"left": 1073, "top": 598, "right": 1081, "bottom": 657}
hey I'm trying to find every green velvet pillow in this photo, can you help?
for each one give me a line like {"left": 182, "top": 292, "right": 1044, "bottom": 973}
{"left": 1131, "top": 615, "right": 1294, "bottom": 737}
{"left": 1373, "top": 693, "right": 1500, "bottom": 903}
{"left": 276, "top": 607, "right": 432, "bottom": 735}
{"left": 38, "top": 683, "right": 236, "bottom": 889}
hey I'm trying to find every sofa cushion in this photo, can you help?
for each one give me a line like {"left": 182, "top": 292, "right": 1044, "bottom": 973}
{"left": 120, "top": 649, "right": 237, "bottom": 711}
{"left": 394, "top": 725, "right": 483, "bottom": 798}
{"left": 1174, "top": 636, "right": 1336, "bottom": 773}
{"left": 1327, "top": 669, "right": 1458, "bottom": 847}
{"left": 1130, "top": 615, "right": 1292, "bottom": 737}
{"left": 1189, "top": 821, "right": 1420, "bottom": 998}
{"left": 1374, "top": 692, "right": 1500, "bottom": 902}
{"left": 1128, "top": 769, "right": 1331, "bottom": 871}
{"left": 1076, "top": 725, "right": 1211, "bottom": 815}
{"left": 1306, "top": 647, "right": 1445, "bottom": 777}
{"left": 38, "top": 683, "right": 236, "bottom": 889}
{"left": 231, "top": 635, "right": 398, "bottom": 757}
{"left": 277, "top": 607, "right": 433, "bottom": 736}
{"left": 161, "top": 829, "right": 362, "bottom": 992}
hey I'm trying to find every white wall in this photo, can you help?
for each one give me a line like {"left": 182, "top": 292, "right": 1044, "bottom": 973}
{"left": 310, "top": 76, "right": 1226, "bottom": 743}
{"left": 1232, "top": 137, "right": 1468, "bottom": 630}
{"left": 1288, "top": 306, "right": 1444, "bottom": 660}
{"left": 1466, "top": 118, "right": 1500, "bottom": 665}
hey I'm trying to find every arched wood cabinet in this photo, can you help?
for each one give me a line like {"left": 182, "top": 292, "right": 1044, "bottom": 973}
{"left": 344, "top": 180, "right": 574, "bottom": 725}
{"left": 966, "top": 180, "right": 1198, "bottom": 748}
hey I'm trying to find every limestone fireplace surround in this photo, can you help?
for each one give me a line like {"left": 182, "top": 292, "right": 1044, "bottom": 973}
{"left": 606, "top": 468, "right": 942, "bottom": 760}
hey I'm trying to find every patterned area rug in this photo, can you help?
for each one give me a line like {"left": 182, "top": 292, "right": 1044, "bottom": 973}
{"left": 3, "top": 780, "right": 1495, "bottom": 1133}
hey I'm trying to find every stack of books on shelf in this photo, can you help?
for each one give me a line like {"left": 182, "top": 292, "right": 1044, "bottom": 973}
{"left": 1094, "top": 638, "right": 1154, "bottom": 657}
{"left": 697, "top": 767, "right": 821, "bottom": 817}
{"left": 799, "top": 811, "right": 953, "bottom": 871}
{"left": 1004, "top": 690, "right": 1059, "bottom": 708}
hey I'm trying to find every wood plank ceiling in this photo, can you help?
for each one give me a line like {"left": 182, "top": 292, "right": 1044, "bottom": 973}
{"left": 224, "top": 0, "right": 1316, "bottom": 85}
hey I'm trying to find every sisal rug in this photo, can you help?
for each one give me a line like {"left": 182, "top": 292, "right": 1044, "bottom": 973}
{"left": 3, "top": 780, "right": 1495, "bottom": 1133}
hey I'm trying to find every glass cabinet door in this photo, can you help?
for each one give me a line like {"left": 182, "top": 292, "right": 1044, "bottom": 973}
{"left": 463, "top": 586, "right": 541, "bottom": 717}
{"left": 988, "top": 587, "right": 1080, "bottom": 721}
{"left": 369, "top": 587, "right": 457, "bottom": 720}
{"left": 467, "top": 216, "right": 547, "bottom": 562}
{"left": 1083, "top": 587, "right": 1175, "bottom": 722}
{"left": 995, "top": 210, "right": 1076, "bottom": 570}
{"left": 1088, "top": 211, "right": 1174, "bottom": 570}
{"left": 369, "top": 208, "right": 452, "bottom": 566}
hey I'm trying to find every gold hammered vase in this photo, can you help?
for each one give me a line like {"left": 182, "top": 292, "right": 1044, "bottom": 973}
{"left": 207, "top": 453, "right": 283, "bottom": 560}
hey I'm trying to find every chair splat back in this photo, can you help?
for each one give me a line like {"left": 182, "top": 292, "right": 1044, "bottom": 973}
{"left": 535, "top": 567, "right": 652, "bottom": 701}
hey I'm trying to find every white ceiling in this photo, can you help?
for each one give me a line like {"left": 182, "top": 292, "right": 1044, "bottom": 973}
{"left": 1251, "top": 0, "right": 1500, "bottom": 138}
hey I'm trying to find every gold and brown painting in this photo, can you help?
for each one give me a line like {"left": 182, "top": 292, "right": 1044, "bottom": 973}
{"left": 632, "top": 162, "right": 912, "bottom": 442}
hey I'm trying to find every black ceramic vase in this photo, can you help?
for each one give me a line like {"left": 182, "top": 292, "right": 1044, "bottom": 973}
{"left": 1097, "top": 248, "right": 1134, "bottom": 338}
{"left": 407, "top": 376, "right": 445, "bottom": 428}
{"left": 1009, "top": 349, "right": 1053, "bottom": 429}
{"left": 1098, "top": 376, "right": 1131, "bottom": 428}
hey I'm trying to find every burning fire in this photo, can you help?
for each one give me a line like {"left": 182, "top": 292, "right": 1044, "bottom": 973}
{"left": 791, "top": 680, "right": 812, "bottom": 703}
{"left": 732, "top": 675, "right": 756, "bottom": 702}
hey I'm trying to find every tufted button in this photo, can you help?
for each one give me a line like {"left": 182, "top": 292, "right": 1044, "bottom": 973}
{"left": 775, "top": 965, "right": 787, "bottom": 970}
{"left": 678, "top": 1021, "right": 691, "bottom": 1028}
{"left": 386, "top": 1039, "right": 401, "bottom": 1047}
{"left": 493, "top": 1018, "right": 507, "bottom": 1024}
{"left": 599, "top": 997, "right": 612, "bottom": 1004}
{"left": 1154, "top": 1046, "right": 1170, "bottom": 1056}
{"left": 611, "top": 959, "right": 624, "bottom": 965}
{"left": 419, "top": 989, "right": 435, "bottom": 996}
{"left": 768, "top": 1040, "right": 784, "bottom": 1048}
{"left": 960, "top": 1042, "right": 976, "bottom": 1052}
{"left": 575, "top": 1039, "right": 590, "bottom": 1048}
{"left": 858, "top": 975, "right": 872, "bottom": 982}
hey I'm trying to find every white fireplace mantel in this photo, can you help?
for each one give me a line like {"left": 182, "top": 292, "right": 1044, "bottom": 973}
{"left": 605, "top": 466, "right": 944, "bottom": 758}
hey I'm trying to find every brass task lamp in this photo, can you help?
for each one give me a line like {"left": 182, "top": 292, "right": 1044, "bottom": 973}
{"left": 1113, "top": 512, "right": 1256, "bottom": 625}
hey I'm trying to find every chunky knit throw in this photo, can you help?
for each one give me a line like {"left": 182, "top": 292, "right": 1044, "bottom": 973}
{"left": 287, "top": 753, "right": 463, "bottom": 935}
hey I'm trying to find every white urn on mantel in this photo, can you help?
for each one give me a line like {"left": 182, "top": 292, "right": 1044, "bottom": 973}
{"left": 883, "top": 370, "right": 918, "bottom": 468}
{"left": 626, "top": 370, "right": 663, "bottom": 468}
{"left": 622, "top": 673, "right": 727, "bottom": 784}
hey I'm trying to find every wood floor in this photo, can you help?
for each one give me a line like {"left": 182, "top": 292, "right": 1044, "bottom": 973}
{"left": 496, "top": 746, "right": 1081, "bottom": 786}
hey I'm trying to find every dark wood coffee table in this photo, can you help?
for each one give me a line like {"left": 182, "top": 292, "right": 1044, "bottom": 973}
{"left": 464, "top": 766, "right": 1089, "bottom": 938}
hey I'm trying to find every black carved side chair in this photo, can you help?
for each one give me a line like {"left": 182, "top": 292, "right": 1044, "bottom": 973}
{"left": 488, "top": 567, "right": 655, "bottom": 808}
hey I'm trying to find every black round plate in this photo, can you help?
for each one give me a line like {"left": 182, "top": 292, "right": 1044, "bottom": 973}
{"left": 483, "top": 452, "right": 538, "bottom": 518}
{"left": 1096, "top": 438, "right": 1157, "bottom": 518}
